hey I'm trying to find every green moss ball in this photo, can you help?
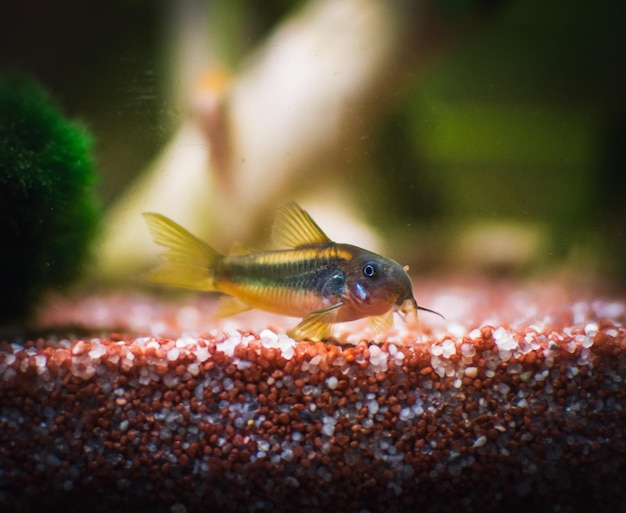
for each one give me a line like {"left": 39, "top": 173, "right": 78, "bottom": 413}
{"left": 0, "top": 75, "right": 100, "bottom": 324}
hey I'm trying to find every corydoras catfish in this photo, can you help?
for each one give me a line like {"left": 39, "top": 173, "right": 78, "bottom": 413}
{"left": 143, "top": 203, "right": 441, "bottom": 341}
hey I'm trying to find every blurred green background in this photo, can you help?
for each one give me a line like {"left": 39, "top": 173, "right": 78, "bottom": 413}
{"left": 2, "top": 0, "right": 625, "bottom": 283}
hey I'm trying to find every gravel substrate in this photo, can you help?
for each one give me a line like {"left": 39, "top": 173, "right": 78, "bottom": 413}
{"left": 1, "top": 280, "right": 626, "bottom": 513}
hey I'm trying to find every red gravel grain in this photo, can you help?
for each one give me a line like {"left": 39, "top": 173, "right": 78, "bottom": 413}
{"left": 1, "top": 279, "right": 625, "bottom": 512}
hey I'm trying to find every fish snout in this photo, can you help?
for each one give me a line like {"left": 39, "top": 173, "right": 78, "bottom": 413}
{"left": 395, "top": 297, "right": 418, "bottom": 321}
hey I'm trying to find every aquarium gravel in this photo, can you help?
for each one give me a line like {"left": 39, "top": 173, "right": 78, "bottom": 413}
{"left": 1, "top": 280, "right": 625, "bottom": 513}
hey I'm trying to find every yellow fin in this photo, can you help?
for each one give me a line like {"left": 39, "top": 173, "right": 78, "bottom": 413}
{"left": 143, "top": 213, "right": 222, "bottom": 291}
{"left": 272, "top": 202, "right": 332, "bottom": 248}
{"left": 229, "top": 241, "right": 254, "bottom": 256}
{"left": 287, "top": 303, "right": 343, "bottom": 342}
{"left": 367, "top": 310, "right": 395, "bottom": 334}
{"left": 215, "top": 295, "right": 252, "bottom": 318}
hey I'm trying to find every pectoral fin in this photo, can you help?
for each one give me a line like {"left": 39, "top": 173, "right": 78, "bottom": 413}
{"left": 367, "top": 310, "right": 395, "bottom": 334}
{"left": 288, "top": 302, "right": 344, "bottom": 342}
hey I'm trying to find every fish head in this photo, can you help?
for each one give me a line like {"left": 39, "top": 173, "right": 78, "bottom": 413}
{"left": 341, "top": 247, "right": 417, "bottom": 318}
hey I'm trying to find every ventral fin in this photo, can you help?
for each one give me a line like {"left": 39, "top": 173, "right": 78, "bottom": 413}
{"left": 287, "top": 302, "right": 343, "bottom": 342}
{"left": 215, "top": 295, "right": 252, "bottom": 318}
{"left": 272, "top": 202, "right": 332, "bottom": 249}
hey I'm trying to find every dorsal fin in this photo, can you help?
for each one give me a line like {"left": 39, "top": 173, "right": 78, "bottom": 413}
{"left": 272, "top": 202, "right": 332, "bottom": 248}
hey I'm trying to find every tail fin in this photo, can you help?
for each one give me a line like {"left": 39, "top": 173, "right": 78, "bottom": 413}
{"left": 143, "top": 213, "right": 222, "bottom": 291}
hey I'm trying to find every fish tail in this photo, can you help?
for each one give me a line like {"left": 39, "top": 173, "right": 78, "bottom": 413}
{"left": 143, "top": 213, "right": 222, "bottom": 291}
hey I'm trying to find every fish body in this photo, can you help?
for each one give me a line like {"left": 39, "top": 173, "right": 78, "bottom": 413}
{"left": 143, "top": 203, "right": 437, "bottom": 341}
{"left": 217, "top": 243, "right": 414, "bottom": 320}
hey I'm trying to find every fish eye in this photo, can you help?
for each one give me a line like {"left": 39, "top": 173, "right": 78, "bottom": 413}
{"left": 362, "top": 262, "right": 379, "bottom": 278}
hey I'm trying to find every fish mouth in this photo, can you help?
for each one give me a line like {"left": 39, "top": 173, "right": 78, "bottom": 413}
{"left": 394, "top": 298, "right": 444, "bottom": 323}
{"left": 394, "top": 298, "right": 418, "bottom": 322}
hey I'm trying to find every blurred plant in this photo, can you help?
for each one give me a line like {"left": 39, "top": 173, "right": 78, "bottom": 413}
{"left": 8, "top": 0, "right": 622, "bottom": 285}
{"left": 366, "top": 0, "right": 626, "bottom": 280}
{"left": 0, "top": 75, "right": 101, "bottom": 324}
{"left": 96, "top": 0, "right": 501, "bottom": 280}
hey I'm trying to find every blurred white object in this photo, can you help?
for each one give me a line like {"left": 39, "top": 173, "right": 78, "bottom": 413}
{"left": 95, "top": 0, "right": 427, "bottom": 280}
